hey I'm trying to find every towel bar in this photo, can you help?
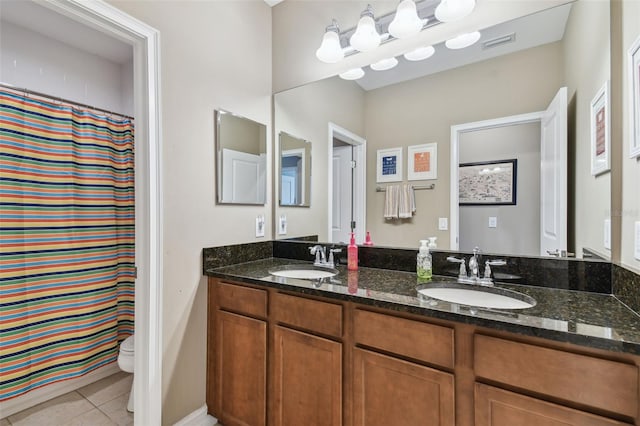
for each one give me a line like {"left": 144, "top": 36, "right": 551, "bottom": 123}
{"left": 376, "top": 184, "right": 435, "bottom": 192}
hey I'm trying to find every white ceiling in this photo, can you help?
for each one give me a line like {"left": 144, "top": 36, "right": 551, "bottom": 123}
{"left": 355, "top": 3, "right": 572, "bottom": 91}
{"left": 0, "top": 0, "right": 133, "bottom": 64}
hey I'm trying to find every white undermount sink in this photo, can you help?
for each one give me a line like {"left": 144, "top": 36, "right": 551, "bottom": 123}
{"left": 268, "top": 264, "right": 338, "bottom": 280}
{"left": 417, "top": 282, "right": 536, "bottom": 310}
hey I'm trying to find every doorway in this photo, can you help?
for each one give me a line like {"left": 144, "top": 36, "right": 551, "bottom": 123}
{"left": 327, "top": 123, "right": 366, "bottom": 244}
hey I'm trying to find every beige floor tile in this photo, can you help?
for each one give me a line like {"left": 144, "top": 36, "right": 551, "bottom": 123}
{"left": 77, "top": 372, "right": 132, "bottom": 407}
{"left": 60, "top": 409, "right": 116, "bottom": 426}
{"left": 97, "top": 394, "right": 133, "bottom": 426}
{"left": 8, "top": 392, "right": 94, "bottom": 426}
{"left": 0, "top": 418, "right": 11, "bottom": 426}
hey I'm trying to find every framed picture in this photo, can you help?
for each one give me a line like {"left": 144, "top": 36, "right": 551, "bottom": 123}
{"left": 376, "top": 147, "right": 402, "bottom": 183}
{"left": 629, "top": 34, "right": 640, "bottom": 158}
{"left": 590, "top": 80, "right": 611, "bottom": 175}
{"left": 408, "top": 143, "right": 437, "bottom": 181}
{"left": 459, "top": 159, "right": 517, "bottom": 206}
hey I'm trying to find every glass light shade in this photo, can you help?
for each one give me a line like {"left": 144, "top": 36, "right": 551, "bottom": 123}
{"left": 350, "top": 15, "right": 381, "bottom": 52}
{"left": 404, "top": 45, "right": 435, "bottom": 61}
{"left": 445, "top": 31, "right": 481, "bottom": 49}
{"left": 316, "top": 30, "right": 344, "bottom": 63}
{"left": 339, "top": 68, "right": 365, "bottom": 80}
{"left": 435, "top": 0, "right": 475, "bottom": 22}
{"left": 388, "top": 0, "right": 424, "bottom": 39}
{"left": 370, "top": 57, "right": 399, "bottom": 71}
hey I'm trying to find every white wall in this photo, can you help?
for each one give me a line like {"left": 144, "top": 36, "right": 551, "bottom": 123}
{"left": 0, "top": 21, "right": 133, "bottom": 116}
{"left": 105, "top": 1, "right": 272, "bottom": 424}
{"left": 621, "top": 0, "right": 640, "bottom": 272}
{"left": 459, "top": 122, "right": 541, "bottom": 256}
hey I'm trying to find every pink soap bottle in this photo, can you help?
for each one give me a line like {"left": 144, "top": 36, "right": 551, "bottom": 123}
{"left": 364, "top": 231, "right": 374, "bottom": 246}
{"left": 347, "top": 232, "right": 358, "bottom": 271}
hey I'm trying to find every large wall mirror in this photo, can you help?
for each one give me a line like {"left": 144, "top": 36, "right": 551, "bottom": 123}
{"left": 215, "top": 109, "right": 267, "bottom": 205}
{"left": 273, "top": 0, "right": 612, "bottom": 260}
{"left": 279, "top": 132, "right": 312, "bottom": 207}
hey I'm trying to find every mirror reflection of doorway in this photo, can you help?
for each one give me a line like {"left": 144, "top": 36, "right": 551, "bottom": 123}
{"left": 328, "top": 123, "right": 366, "bottom": 244}
{"left": 281, "top": 149, "right": 304, "bottom": 205}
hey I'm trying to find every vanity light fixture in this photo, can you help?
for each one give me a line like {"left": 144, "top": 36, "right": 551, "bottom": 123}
{"left": 370, "top": 57, "right": 399, "bottom": 71}
{"left": 316, "top": 20, "right": 344, "bottom": 63}
{"left": 388, "top": 0, "right": 426, "bottom": 39}
{"left": 339, "top": 67, "right": 365, "bottom": 80}
{"left": 349, "top": 5, "right": 381, "bottom": 52}
{"left": 404, "top": 45, "right": 435, "bottom": 61}
{"left": 445, "top": 31, "right": 481, "bottom": 49}
{"left": 435, "top": 0, "right": 476, "bottom": 23}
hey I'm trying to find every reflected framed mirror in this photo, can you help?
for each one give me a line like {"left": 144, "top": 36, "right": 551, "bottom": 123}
{"left": 272, "top": 0, "right": 612, "bottom": 260}
{"left": 279, "top": 132, "right": 312, "bottom": 207}
{"left": 215, "top": 109, "right": 267, "bottom": 205}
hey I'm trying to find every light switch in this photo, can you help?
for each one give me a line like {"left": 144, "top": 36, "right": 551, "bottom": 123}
{"left": 635, "top": 222, "right": 640, "bottom": 260}
{"left": 438, "top": 217, "right": 448, "bottom": 231}
{"left": 604, "top": 218, "right": 611, "bottom": 250}
{"left": 255, "top": 215, "right": 265, "bottom": 238}
{"left": 278, "top": 215, "right": 287, "bottom": 235}
{"left": 488, "top": 217, "right": 497, "bottom": 228}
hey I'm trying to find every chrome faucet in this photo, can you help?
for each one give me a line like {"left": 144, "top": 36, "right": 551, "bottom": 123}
{"left": 468, "top": 247, "right": 480, "bottom": 280}
{"left": 448, "top": 247, "right": 505, "bottom": 286}
{"left": 309, "top": 245, "right": 341, "bottom": 268}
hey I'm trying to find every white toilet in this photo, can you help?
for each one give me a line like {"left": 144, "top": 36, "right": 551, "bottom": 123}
{"left": 117, "top": 334, "right": 135, "bottom": 412}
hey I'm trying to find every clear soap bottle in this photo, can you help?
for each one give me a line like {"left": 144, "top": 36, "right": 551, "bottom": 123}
{"left": 417, "top": 240, "right": 432, "bottom": 280}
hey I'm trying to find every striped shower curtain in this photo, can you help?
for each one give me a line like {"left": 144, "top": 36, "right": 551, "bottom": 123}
{"left": 0, "top": 89, "right": 135, "bottom": 401}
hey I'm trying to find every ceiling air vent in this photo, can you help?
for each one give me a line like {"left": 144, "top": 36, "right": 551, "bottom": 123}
{"left": 482, "top": 33, "right": 516, "bottom": 50}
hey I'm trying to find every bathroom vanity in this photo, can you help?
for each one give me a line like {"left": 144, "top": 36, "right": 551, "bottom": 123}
{"left": 204, "top": 255, "right": 640, "bottom": 426}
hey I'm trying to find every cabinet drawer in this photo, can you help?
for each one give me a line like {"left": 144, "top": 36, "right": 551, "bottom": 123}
{"left": 218, "top": 281, "right": 267, "bottom": 318}
{"left": 272, "top": 292, "right": 342, "bottom": 338}
{"left": 474, "top": 334, "right": 639, "bottom": 418}
{"left": 353, "top": 309, "right": 454, "bottom": 369}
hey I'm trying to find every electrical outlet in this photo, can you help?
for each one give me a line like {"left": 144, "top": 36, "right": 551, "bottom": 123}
{"left": 604, "top": 218, "right": 611, "bottom": 250}
{"left": 278, "top": 215, "right": 287, "bottom": 235}
{"left": 255, "top": 215, "right": 265, "bottom": 238}
{"left": 635, "top": 222, "right": 640, "bottom": 260}
{"left": 438, "top": 217, "right": 448, "bottom": 231}
{"left": 488, "top": 217, "right": 497, "bottom": 228}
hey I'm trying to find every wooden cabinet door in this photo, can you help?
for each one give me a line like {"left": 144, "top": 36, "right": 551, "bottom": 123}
{"left": 272, "top": 326, "right": 342, "bottom": 426}
{"left": 215, "top": 310, "right": 267, "bottom": 426}
{"left": 475, "top": 384, "right": 632, "bottom": 426}
{"left": 352, "top": 348, "right": 454, "bottom": 426}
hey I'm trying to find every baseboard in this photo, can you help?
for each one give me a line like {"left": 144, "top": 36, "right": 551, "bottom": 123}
{"left": 0, "top": 363, "right": 121, "bottom": 418}
{"left": 173, "top": 404, "right": 218, "bottom": 426}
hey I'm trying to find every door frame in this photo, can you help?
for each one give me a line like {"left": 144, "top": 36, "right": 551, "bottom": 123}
{"left": 449, "top": 112, "right": 543, "bottom": 250}
{"left": 42, "top": 1, "right": 163, "bottom": 424}
{"left": 327, "top": 123, "right": 366, "bottom": 244}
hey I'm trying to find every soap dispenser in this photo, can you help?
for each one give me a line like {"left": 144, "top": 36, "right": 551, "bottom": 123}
{"left": 348, "top": 232, "right": 359, "bottom": 271}
{"left": 417, "top": 240, "right": 432, "bottom": 280}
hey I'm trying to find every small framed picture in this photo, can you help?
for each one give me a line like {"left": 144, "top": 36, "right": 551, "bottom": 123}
{"left": 376, "top": 147, "right": 402, "bottom": 183}
{"left": 590, "top": 80, "right": 611, "bottom": 175}
{"left": 407, "top": 143, "right": 437, "bottom": 181}
{"left": 629, "top": 34, "right": 640, "bottom": 158}
{"left": 459, "top": 159, "right": 517, "bottom": 206}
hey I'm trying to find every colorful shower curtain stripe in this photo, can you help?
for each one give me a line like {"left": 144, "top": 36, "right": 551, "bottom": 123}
{"left": 0, "top": 89, "right": 134, "bottom": 401}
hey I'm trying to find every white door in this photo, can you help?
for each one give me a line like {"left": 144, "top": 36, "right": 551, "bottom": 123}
{"left": 540, "top": 87, "right": 568, "bottom": 256}
{"left": 332, "top": 145, "right": 352, "bottom": 243}
{"left": 221, "top": 148, "right": 264, "bottom": 204}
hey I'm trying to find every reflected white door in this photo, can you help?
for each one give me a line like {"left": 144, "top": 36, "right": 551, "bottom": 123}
{"left": 332, "top": 145, "right": 352, "bottom": 244}
{"left": 221, "top": 148, "right": 264, "bottom": 204}
{"left": 540, "top": 87, "right": 568, "bottom": 256}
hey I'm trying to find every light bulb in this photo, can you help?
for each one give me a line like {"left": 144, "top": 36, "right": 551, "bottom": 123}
{"left": 370, "top": 57, "right": 399, "bottom": 71}
{"left": 388, "top": 0, "right": 425, "bottom": 39}
{"left": 339, "top": 68, "right": 365, "bottom": 80}
{"left": 404, "top": 45, "right": 435, "bottom": 61}
{"left": 349, "top": 6, "right": 381, "bottom": 52}
{"left": 435, "top": 0, "right": 475, "bottom": 22}
{"left": 445, "top": 31, "right": 481, "bottom": 49}
{"left": 316, "top": 22, "right": 344, "bottom": 63}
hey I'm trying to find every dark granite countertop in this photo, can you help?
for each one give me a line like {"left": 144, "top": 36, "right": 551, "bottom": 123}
{"left": 206, "top": 258, "right": 640, "bottom": 355}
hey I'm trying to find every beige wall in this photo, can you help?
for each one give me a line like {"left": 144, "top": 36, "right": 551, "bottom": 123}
{"left": 621, "top": 0, "right": 640, "bottom": 271}
{"left": 274, "top": 77, "right": 365, "bottom": 241}
{"left": 563, "top": 0, "right": 611, "bottom": 258}
{"left": 218, "top": 112, "right": 266, "bottom": 156}
{"left": 107, "top": 1, "right": 271, "bottom": 424}
{"left": 364, "top": 43, "right": 564, "bottom": 248}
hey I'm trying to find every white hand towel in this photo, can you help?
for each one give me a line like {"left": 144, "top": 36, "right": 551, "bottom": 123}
{"left": 384, "top": 185, "right": 399, "bottom": 219}
{"left": 398, "top": 184, "right": 415, "bottom": 218}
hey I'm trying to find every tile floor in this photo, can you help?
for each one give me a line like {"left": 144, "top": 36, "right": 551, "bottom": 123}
{"left": 1, "top": 371, "right": 133, "bottom": 426}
